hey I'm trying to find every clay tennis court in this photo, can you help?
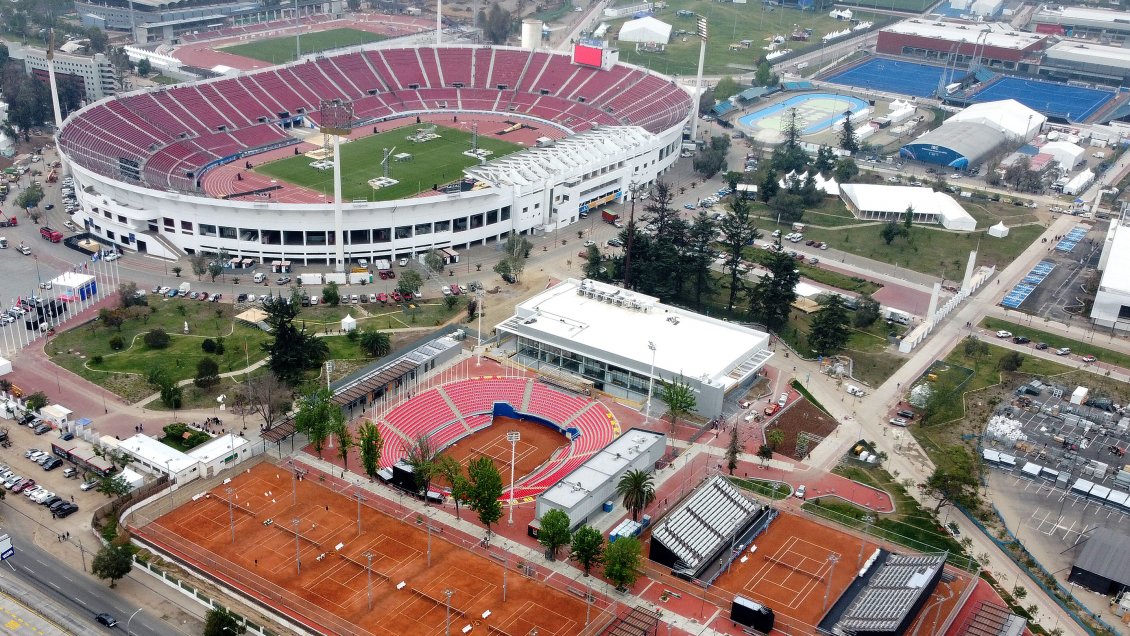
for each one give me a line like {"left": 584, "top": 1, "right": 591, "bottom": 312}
{"left": 139, "top": 462, "right": 593, "bottom": 635}
{"left": 439, "top": 416, "right": 566, "bottom": 482}
{"left": 711, "top": 512, "right": 876, "bottom": 630}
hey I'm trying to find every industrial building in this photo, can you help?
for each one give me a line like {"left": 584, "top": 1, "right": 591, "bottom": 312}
{"left": 496, "top": 278, "right": 774, "bottom": 418}
{"left": 1068, "top": 528, "right": 1130, "bottom": 595}
{"left": 1039, "top": 40, "right": 1130, "bottom": 85}
{"left": 533, "top": 428, "right": 666, "bottom": 531}
{"left": 876, "top": 20, "right": 1047, "bottom": 70}
{"left": 1091, "top": 214, "right": 1130, "bottom": 332}
{"left": 839, "top": 184, "right": 977, "bottom": 231}
{"left": 9, "top": 44, "right": 117, "bottom": 102}
{"left": 1032, "top": 6, "right": 1130, "bottom": 43}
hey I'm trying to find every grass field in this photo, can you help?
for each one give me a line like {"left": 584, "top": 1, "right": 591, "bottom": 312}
{"left": 606, "top": 0, "right": 887, "bottom": 76}
{"left": 255, "top": 125, "right": 523, "bottom": 201}
{"left": 219, "top": 28, "right": 387, "bottom": 64}
{"left": 980, "top": 317, "right": 1130, "bottom": 370}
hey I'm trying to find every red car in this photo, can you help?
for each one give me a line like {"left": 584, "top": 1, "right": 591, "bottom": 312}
{"left": 763, "top": 404, "right": 781, "bottom": 417}
{"left": 379, "top": 271, "right": 389, "bottom": 280}
{"left": 14, "top": 479, "right": 34, "bottom": 493}
{"left": 402, "top": 291, "right": 414, "bottom": 301}
{"left": 376, "top": 292, "right": 388, "bottom": 303}
{"left": 391, "top": 291, "right": 402, "bottom": 302}
{"left": 450, "top": 284, "right": 461, "bottom": 295}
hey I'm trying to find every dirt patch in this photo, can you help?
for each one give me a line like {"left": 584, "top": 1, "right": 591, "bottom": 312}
{"left": 763, "top": 400, "right": 839, "bottom": 460}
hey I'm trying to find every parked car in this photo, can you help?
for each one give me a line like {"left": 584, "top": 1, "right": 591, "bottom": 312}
{"left": 777, "top": 393, "right": 788, "bottom": 406}
{"left": 450, "top": 285, "right": 461, "bottom": 296}
{"left": 995, "top": 330, "right": 1012, "bottom": 338}
{"left": 56, "top": 502, "right": 78, "bottom": 518}
{"left": 1082, "top": 354, "right": 1097, "bottom": 363}
{"left": 80, "top": 480, "right": 98, "bottom": 491}
{"left": 95, "top": 613, "right": 118, "bottom": 628}
{"left": 888, "top": 418, "right": 909, "bottom": 427}
{"left": 376, "top": 293, "right": 388, "bottom": 303}
{"left": 794, "top": 485, "right": 806, "bottom": 499}
{"left": 763, "top": 404, "right": 780, "bottom": 416}
{"left": 276, "top": 276, "right": 291, "bottom": 285}
{"left": 1056, "top": 347, "right": 1071, "bottom": 356}
{"left": 896, "top": 409, "right": 915, "bottom": 419}
{"left": 391, "top": 291, "right": 402, "bottom": 303}
{"left": 1012, "top": 336, "right": 1030, "bottom": 344}
{"left": 1034, "top": 342, "right": 1049, "bottom": 350}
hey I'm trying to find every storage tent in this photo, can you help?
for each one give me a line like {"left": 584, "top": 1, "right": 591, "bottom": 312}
{"left": 840, "top": 184, "right": 977, "bottom": 231}
{"left": 1063, "top": 169, "right": 1095, "bottom": 196}
{"left": 948, "top": 99, "right": 1045, "bottom": 141}
{"left": 341, "top": 314, "right": 357, "bottom": 333}
{"left": 1042, "top": 140, "right": 1085, "bottom": 169}
{"left": 618, "top": 16, "right": 672, "bottom": 44}
{"left": 900, "top": 122, "right": 1008, "bottom": 169}
{"left": 988, "top": 222, "right": 1009, "bottom": 238}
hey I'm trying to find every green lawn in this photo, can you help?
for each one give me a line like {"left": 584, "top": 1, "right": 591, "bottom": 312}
{"left": 778, "top": 308, "right": 906, "bottom": 386}
{"left": 254, "top": 125, "right": 523, "bottom": 201}
{"left": 606, "top": 1, "right": 887, "bottom": 76}
{"left": 981, "top": 317, "right": 1130, "bottom": 370}
{"left": 219, "top": 28, "right": 387, "bottom": 64}
{"left": 727, "top": 476, "right": 791, "bottom": 500}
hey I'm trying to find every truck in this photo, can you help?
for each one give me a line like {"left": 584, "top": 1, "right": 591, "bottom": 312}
{"left": 0, "top": 215, "right": 15, "bottom": 227}
{"left": 601, "top": 210, "right": 619, "bottom": 224}
{"left": 40, "top": 227, "right": 62, "bottom": 242}
{"left": 885, "top": 308, "right": 911, "bottom": 325}
{"left": 845, "top": 384, "right": 866, "bottom": 397}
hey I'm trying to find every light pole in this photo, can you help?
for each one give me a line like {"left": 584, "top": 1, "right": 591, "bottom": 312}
{"left": 823, "top": 554, "right": 840, "bottom": 612}
{"left": 644, "top": 341, "right": 657, "bottom": 423}
{"left": 355, "top": 491, "right": 366, "bottom": 536}
{"left": 444, "top": 588, "right": 455, "bottom": 636}
{"left": 506, "top": 430, "right": 520, "bottom": 525}
{"left": 226, "top": 486, "right": 236, "bottom": 544}
{"left": 364, "top": 551, "right": 374, "bottom": 610}
{"left": 126, "top": 608, "right": 142, "bottom": 635}
{"left": 476, "top": 289, "right": 485, "bottom": 366}
{"left": 293, "top": 517, "right": 302, "bottom": 574}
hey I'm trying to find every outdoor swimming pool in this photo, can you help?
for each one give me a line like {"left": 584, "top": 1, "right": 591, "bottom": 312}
{"left": 738, "top": 93, "right": 870, "bottom": 136}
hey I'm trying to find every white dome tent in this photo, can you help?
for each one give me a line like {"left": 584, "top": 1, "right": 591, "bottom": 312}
{"left": 341, "top": 314, "right": 357, "bottom": 333}
{"left": 988, "top": 222, "right": 1009, "bottom": 238}
{"left": 618, "top": 16, "right": 672, "bottom": 44}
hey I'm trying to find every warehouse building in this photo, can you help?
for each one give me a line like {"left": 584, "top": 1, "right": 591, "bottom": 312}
{"left": 496, "top": 278, "right": 773, "bottom": 418}
{"left": 1032, "top": 6, "right": 1130, "bottom": 43}
{"left": 1039, "top": 40, "right": 1130, "bottom": 85}
{"left": 840, "top": 184, "right": 977, "bottom": 231}
{"left": 1068, "top": 527, "right": 1130, "bottom": 595}
{"left": 1091, "top": 214, "right": 1130, "bottom": 332}
{"left": 899, "top": 122, "right": 1008, "bottom": 169}
{"left": 877, "top": 20, "right": 1047, "bottom": 69}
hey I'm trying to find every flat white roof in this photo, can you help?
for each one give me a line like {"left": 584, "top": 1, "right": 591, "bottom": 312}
{"left": 187, "top": 433, "right": 248, "bottom": 463}
{"left": 540, "top": 429, "right": 666, "bottom": 508}
{"left": 499, "top": 279, "right": 771, "bottom": 389}
{"left": 841, "top": 184, "right": 976, "bottom": 228}
{"left": 882, "top": 19, "right": 1045, "bottom": 49}
{"left": 1100, "top": 223, "right": 1130, "bottom": 295}
{"left": 1037, "top": 5, "right": 1130, "bottom": 25}
{"left": 118, "top": 434, "right": 199, "bottom": 473}
{"left": 49, "top": 272, "right": 95, "bottom": 288}
{"left": 1046, "top": 40, "right": 1130, "bottom": 66}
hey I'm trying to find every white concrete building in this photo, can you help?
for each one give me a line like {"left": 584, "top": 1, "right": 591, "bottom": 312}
{"left": 187, "top": 433, "right": 251, "bottom": 478}
{"left": 112, "top": 434, "right": 201, "bottom": 484}
{"left": 1092, "top": 215, "right": 1130, "bottom": 331}
{"left": 9, "top": 44, "right": 116, "bottom": 102}
{"left": 840, "top": 184, "right": 977, "bottom": 231}
{"left": 496, "top": 278, "right": 773, "bottom": 417}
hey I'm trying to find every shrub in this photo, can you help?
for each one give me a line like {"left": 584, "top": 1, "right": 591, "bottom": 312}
{"left": 143, "top": 328, "right": 170, "bottom": 349}
{"left": 194, "top": 357, "right": 220, "bottom": 389}
{"left": 201, "top": 338, "right": 217, "bottom": 354}
{"left": 91, "top": 355, "right": 104, "bottom": 365}
{"left": 108, "top": 335, "right": 124, "bottom": 350}
{"left": 213, "top": 337, "right": 225, "bottom": 355}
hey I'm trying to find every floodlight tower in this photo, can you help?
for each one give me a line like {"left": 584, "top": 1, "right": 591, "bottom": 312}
{"left": 688, "top": 16, "right": 708, "bottom": 145}
{"left": 45, "top": 30, "right": 64, "bottom": 130}
{"left": 437, "top": 0, "right": 443, "bottom": 46}
{"left": 320, "top": 100, "right": 354, "bottom": 273}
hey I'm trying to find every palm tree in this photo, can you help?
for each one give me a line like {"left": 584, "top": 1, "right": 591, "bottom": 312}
{"left": 767, "top": 428, "right": 785, "bottom": 450}
{"left": 616, "top": 469, "right": 655, "bottom": 521}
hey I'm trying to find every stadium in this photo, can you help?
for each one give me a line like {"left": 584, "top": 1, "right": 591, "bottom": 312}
{"left": 56, "top": 45, "right": 692, "bottom": 264}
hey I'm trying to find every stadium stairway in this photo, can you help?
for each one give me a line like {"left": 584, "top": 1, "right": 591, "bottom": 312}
{"left": 141, "top": 230, "right": 186, "bottom": 258}
{"left": 436, "top": 386, "right": 473, "bottom": 432}
{"left": 520, "top": 381, "right": 534, "bottom": 412}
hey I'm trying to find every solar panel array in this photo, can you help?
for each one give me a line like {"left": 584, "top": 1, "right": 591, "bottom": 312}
{"left": 651, "top": 476, "right": 760, "bottom": 573}
{"left": 1055, "top": 225, "right": 1088, "bottom": 252}
{"left": 835, "top": 553, "right": 947, "bottom": 633}
{"left": 1001, "top": 260, "right": 1055, "bottom": 308}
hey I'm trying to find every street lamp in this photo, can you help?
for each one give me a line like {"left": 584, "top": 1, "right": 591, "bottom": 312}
{"left": 644, "top": 341, "right": 657, "bottom": 423}
{"left": 506, "top": 430, "right": 520, "bottom": 525}
{"left": 364, "top": 551, "right": 374, "bottom": 610}
{"left": 126, "top": 608, "right": 143, "bottom": 635}
{"left": 444, "top": 588, "right": 455, "bottom": 636}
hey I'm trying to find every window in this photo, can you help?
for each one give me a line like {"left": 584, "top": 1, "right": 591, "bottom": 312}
{"left": 283, "top": 231, "right": 304, "bottom": 246}
{"left": 486, "top": 210, "right": 498, "bottom": 225}
{"left": 434, "top": 220, "right": 450, "bottom": 232}
{"left": 163, "top": 217, "right": 174, "bottom": 228}
{"left": 180, "top": 220, "right": 193, "bottom": 233}
{"left": 117, "top": 215, "right": 127, "bottom": 224}
{"left": 198, "top": 224, "right": 218, "bottom": 237}
{"left": 239, "top": 229, "right": 259, "bottom": 242}
{"left": 261, "top": 230, "right": 280, "bottom": 245}
{"left": 1119, "top": 305, "right": 1130, "bottom": 320}
{"left": 350, "top": 229, "right": 370, "bottom": 244}
{"left": 415, "top": 223, "right": 432, "bottom": 235}
{"left": 453, "top": 217, "right": 467, "bottom": 232}
{"left": 306, "top": 231, "right": 326, "bottom": 245}
{"left": 219, "top": 226, "right": 237, "bottom": 239}
{"left": 470, "top": 213, "right": 483, "bottom": 229}
{"left": 395, "top": 225, "right": 412, "bottom": 239}
{"left": 373, "top": 228, "right": 391, "bottom": 243}
{"left": 501, "top": 206, "right": 511, "bottom": 221}
{"left": 103, "top": 210, "right": 112, "bottom": 219}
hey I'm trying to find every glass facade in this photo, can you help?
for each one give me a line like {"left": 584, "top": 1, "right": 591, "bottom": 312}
{"left": 515, "top": 336, "right": 652, "bottom": 401}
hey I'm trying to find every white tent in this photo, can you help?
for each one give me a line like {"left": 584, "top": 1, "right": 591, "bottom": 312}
{"left": 0, "top": 356, "right": 10, "bottom": 377}
{"left": 988, "top": 222, "right": 1009, "bottom": 238}
{"left": 1041, "top": 140, "right": 1085, "bottom": 169}
{"left": 949, "top": 100, "right": 1045, "bottom": 141}
{"left": 1063, "top": 169, "right": 1095, "bottom": 196}
{"left": 341, "top": 314, "right": 357, "bottom": 333}
{"left": 618, "top": 16, "right": 672, "bottom": 44}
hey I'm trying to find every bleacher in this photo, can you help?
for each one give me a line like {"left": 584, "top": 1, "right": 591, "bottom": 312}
{"left": 59, "top": 46, "right": 691, "bottom": 191}
{"left": 827, "top": 552, "right": 947, "bottom": 635}
{"left": 384, "top": 388, "right": 457, "bottom": 438}
{"left": 650, "top": 475, "right": 762, "bottom": 579}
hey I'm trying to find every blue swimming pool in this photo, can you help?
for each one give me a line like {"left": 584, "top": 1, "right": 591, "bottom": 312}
{"left": 738, "top": 93, "right": 869, "bottom": 136}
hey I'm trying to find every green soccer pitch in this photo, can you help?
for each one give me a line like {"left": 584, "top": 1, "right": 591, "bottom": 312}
{"left": 254, "top": 125, "right": 525, "bottom": 201}
{"left": 219, "top": 28, "right": 387, "bottom": 64}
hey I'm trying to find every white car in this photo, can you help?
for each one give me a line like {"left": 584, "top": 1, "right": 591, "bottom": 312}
{"left": 80, "top": 480, "right": 98, "bottom": 492}
{"left": 794, "top": 485, "right": 806, "bottom": 499}
{"left": 778, "top": 393, "right": 789, "bottom": 406}
{"left": 888, "top": 418, "right": 909, "bottom": 427}
{"left": 104, "top": 252, "right": 120, "bottom": 261}
{"left": 995, "top": 330, "right": 1012, "bottom": 339}
{"left": 398, "top": 257, "right": 409, "bottom": 266}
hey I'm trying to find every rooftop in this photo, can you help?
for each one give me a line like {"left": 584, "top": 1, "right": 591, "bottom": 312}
{"left": 49, "top": 272, "right": 96, "bottom": 288}
{"left": 1098, "top": 220, "right": 1130, "bottom": 296}
{"left": 1036, "top": 5, "right": 1130, "bottom": 24}
{"left": 1045, "top": 40, "right": 1130, "bottom": 65}
{"left": 118, "top": 434, "right": 199, "bottom": 473}
{"left": 1074, "top": 527, "right": 1130, "bottom": 586}
{"left": 840, "top": 183, "right": 976, "bottom": 227}
{"left": 497, "top": 279, "right": 772, "bottom": 390}
{"left": 187, "top": 433, "right": 248, "bottom": 463}
{"left": 539, "top": 429, "right": 666, "bottom": 509}
{"left": 835, "top": 553, "right": 947, "bottom": 632}
{"left": 882, "top": 19, "right": 1046, "bottom": 49}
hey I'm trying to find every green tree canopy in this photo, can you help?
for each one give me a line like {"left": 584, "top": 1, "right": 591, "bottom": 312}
{"left": 359, "top": 330, "right": 391, "bottom": 357}
{"left": 467, "top": 456, "right": 504, "bottom": 532}
{"left": 808, "top": 295, "right": 850, "bottom": 356}
{"left": 537, "top": 509, "right": 572, "bottom": 560}
{"left": 357, "top": 420, "right": 384, "bottom": 479}
{"left": 659, "top": 375, "right": 697, "bottom": 433}
{"left": 294, "top": 388, "right": 341, "bottom": 460}
{"left": 91, "top": 544, "right": 133, "bottom": 587}
{"left": 193, "top": 357, "right": 221, "bottom": 388}
{"left": 322, "top": 281, "right": 341, "bottom": 306}
{"left": 569, "top": 525, "right": 605, "bottom": 576}
{"left": 261, "top": 291, "right": 328, "bottom": 384}
{"left": 923, "top": 446, "right": 980, "bottom": 512}
{"left": 603, "top": 536, "right": 642, "bottom": 590}
{"left": 616, "top": 469, "right": 655, "bottom": 521}
{"left": 203, "top": 607, "right": 245, "bottom": 636}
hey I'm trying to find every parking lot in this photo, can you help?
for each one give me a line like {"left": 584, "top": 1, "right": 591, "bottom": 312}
{"left": 1006, "top": 220, "right": 1106, "bottom": 324}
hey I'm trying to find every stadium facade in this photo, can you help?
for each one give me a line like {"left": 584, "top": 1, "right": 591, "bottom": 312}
{"left": 876, "top": 20, "right": 1047, "bottom": 70}
{"left": 57, "top": 46, "right": 692, "bottom": 265}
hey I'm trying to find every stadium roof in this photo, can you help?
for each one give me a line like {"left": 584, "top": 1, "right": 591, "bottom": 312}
{"left": 539, "top": 429, "right": 665, "bottom": 510}
{"left": 949, "top": 100, "right": 1045, "bottom": 140}
{"left": 651, "top": 476, "right": 760, "bottom": 574}
{"left": 905, "top": 120, "right": 1008, "bottom": 161}
{"left": 1045, "top": 40, "right": 1130, "bottom": 66}
{"left": 882, "top": 19, "right": 1046, "bottom": 49}
{"left": 835, "top": 553, "right": 947, "bottom": 632}
{"left": 465, "top": 126, "right": 654, "bottom": 189}
{"left": 1074, "top": 528, "right": 1130, "bottom": 587}
{"left": 496, "top": 278, "right": 772, "bottom": 392}
{"left": 1036, "top": 5, "right": 1130, "bottom": 25}
{"left": 840, "top": 183, "right": 976, "bottom": 230}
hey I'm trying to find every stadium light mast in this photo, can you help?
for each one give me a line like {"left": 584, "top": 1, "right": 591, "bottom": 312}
{"left": 45, "top": 30, "right": 63, "bottom": 130}
{"left": 688, "top": 16, "right": 708, "bottom": 146}
{"left": 506, "top": 430, "right": 520, "bottom": 525}
{"left": 436, "top": 0, "right": 443, "bottom": 46}
{"left": 320, "top": 100, "right": 354, "bottom": 273}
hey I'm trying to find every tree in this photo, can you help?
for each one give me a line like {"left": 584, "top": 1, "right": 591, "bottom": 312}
{"left": 434, "top": 453, "right": 468, "bottom": 520}
{"left": 718, "top": 197, "right": 760, "bottom": 312}
{"left": 172, "top": 266, "right": 182, "bottom": 278}
{"left": 833, "top": 157, "right": 859, "bottom": 183}
{"left": 405, "top": 433, "right": 439, "bottom": 500}
{"left": 143, "top": 328, "right": 170, "bottom": 349}
{"left": 322, "top": 281, "right": 341, "bottom": 306}
{"left": 998, "top": 350, "right": 1025, "bottom": 372}
{"left": 91, "top": 544, "right": 132, "bottom": 588}
{"left": 96, "top": 474, "right": 132, "bottom": 498}
{"left": 747, "top": 248, "right": 799, "bottom": 331}
{"left": 294, "top": 388, "right": 341, "bottom": 460}
{"left": 714, "top": 76, "right": 739, "bottom": 101}
{"left": 160, "top": 384, "right": 183, "bottom": 410}
{"left": 808, "top": 295, "right": 850, "bottom": 356}
{"left": 693, "top": 135, "right": 730, "bottom": 178}
{"left": 465, "top": 298, "right": 479, "bottom": 321}
{"left": 767, "top": 428, "right": 785, "bottom": 450}
{"left": 880, "top": 220, "right": 905, "bottom": 246}
{"left": 203, "top": 607, "right": 245, "bottom": 636}
{"left": 118, "top": 282, "right": 146, "bottom": 308}
{"left": 98, "top": 307, "right": 125, "bottom": 332}
{"left": 443, "top": 295, "right": 459, "bottom": 310}
{"left": 357, "top": 420, "right": 384, "bottom": 480}
{"left": 757, "top": 444, "right": 774, "bottom": 466}
{"left": 397, "top": 269, "right": 423, "bottom": 297}
{"left": 768, "top": 192, "right": 804, "bottom": 224}
{"left": 570, "top": 525, "right": 605, "bottom": 576}
{"left": 839, "top": 111, "right": 859, "bottom": 153}
{"left": 726, "top": 426, "right": 740, "bottom": 474}
{"left": 14, "top": 183, "right": 44, "bottom": 210}
{"left": 812, "top": 145, "right": 835, "bottom": 176}
{"left": 245, "top": 373, "right": 291, "bottom": 428}
{"left": 903, "top": 204, "right": 914, "bottom": 232}
{"left": 659, "top": 375, "right": 697, "bottom": 433}
{"left": 262, "top": 292, "right": 328, "bottom": 385}
{"left": 962, "top": 336, "right": 990, "bottom": 361}
{"left": 482, "top": 3, "right": 512, "bottom": 44}
{"left": 754, "top": 61, "right": 777, "bottom": 87}
{"left": 194, "top": 357, "right": 220, "bottom": 388}
{"left": 923, "top": 446, "right": 980, "bottom": 513}
{"left": 25, "top": 391, "right": 48, "bottom": 412}
{"left": 497, "top": 235, "right": 533, "bottom": 282}
{"left": 603, "top": 536, "right": 642, "bottom": 590}
{"left": 190, "top": 254, "right": 208, "bottom": 280}
{"left": 359, "top": 330, "right": 391, "bottom": 357}
{"left": 424, "top": 249, "right": 446, "bottom": 274}
{"left": 207, "top": 259, "right": 224, "bottom": 282}
{"left": 616, "top": 469, "right": 655, "bottom": 521}
{"left": 853, "top": 294, "right": 880, "bottom": 328}
{"left": 333, "top": 420, "right": 354, "bottom": 471}
{"left": 87, "top": 27, "right": 110, "bottom": 53}
{"left": 583, "top": 244, "right": 607, "bottom": 281}
{"left": 136, "top": 57, "right": 151, "bottom": 76}
{"left": 537, "top": 509, "right": 572, "bottom": 560}
{"left": 467, "top": 456, "right": 504, "bottom": 533}
{"left": 493, "top": 258, "right": 512, "bottom": 281}
{"left": 686, "top": 211, "right": 718, "bottom": 307}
